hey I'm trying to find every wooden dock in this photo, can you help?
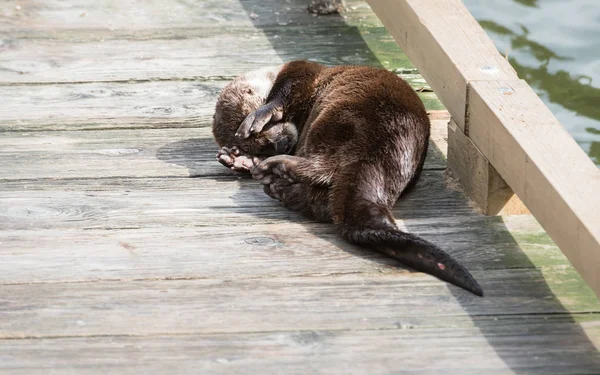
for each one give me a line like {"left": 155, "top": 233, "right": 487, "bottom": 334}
{"left": 1, "top": 0, "right": 599, "bottom": 373}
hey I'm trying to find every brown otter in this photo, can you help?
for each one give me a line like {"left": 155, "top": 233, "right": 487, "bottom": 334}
{"left": 212, "top": 61, "right": 483, "bottom": 296}
{"left": 213, "top": 66, "right": 298, "bottom": 172}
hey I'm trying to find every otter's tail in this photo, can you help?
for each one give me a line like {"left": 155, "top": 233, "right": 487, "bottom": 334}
{"left": 336, "top": 206, "right": 483, "bottom": 296}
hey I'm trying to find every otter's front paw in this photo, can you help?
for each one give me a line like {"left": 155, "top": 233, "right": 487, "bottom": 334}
{"left": 216, "top": 146, "right": 259, "bottom": 173}
{"left": 236, "top": 102, "right": 284, "bottom": 139}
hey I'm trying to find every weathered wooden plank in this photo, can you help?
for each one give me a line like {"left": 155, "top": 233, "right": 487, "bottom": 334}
{"left": 0, "top": 77, "right": 439, "bottom": 132}
{"left": 0, "top": 25, "right": 412, "bottom": 83}
{"left": 447, "top": 119, "right": 529, "bottom": 215}
{"left": 0, "top": 80, "right": 224, "bottom": 131}
{"left": 0, "top": 0, "right": 379, "bottom": 31}
{"left": 0, "top": 126, "right": 447, "bottom": 181}
{"left": 365, "top": 0, "right": 517, "bottom": 128}
{"left": 0, "top": 270, "right": 598, "bottom": 338}
{"left": 0, "top": 215, "right": 573, "bottom": 284}
{"left": 468, "top": 80, "right": 600, "bottom": 299}
{"left": 1, "top": 320, "right": 599, "bottom": 375}
{"left": 0, "top": 170, "right": 471, "bottom": 231}
{"left": 0, "top": 0, "right": 256, "bottom": 30}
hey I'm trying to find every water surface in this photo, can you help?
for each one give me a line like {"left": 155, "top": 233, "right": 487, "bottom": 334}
{"left": 463, "top": 0, "right": 600, "bottom": 166}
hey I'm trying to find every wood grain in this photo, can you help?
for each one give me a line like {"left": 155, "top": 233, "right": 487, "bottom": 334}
{"left": 365, "top": 0, "right": 517, "bottom": 128}
{"left": 0, "top": 77, "right": 439, "bottom": 132}
{"left": 0, "top": 0, "right": 378, "bottom": 31}
{"left": 0, "top": 126, "right": 447, "bottom": 181}
{"left": 1, "top": 320, "right": 599, "bottom": 375}
{"left": 3, "top": 0, "right": 599, "bottom": 372}
{"left": 468, "top": 80, "right": 600, "bottom": 298}
{"left": 0, "top": 270, "right": 598, "bottom": 339}
{"left": 0, "top": 214, "right": 573, "bottom": 284}
{"left": 0, "top": 169, "right": 472, "bottom": 230}
{"left": 0, "top": 25, "right": 402, "bottom": 83}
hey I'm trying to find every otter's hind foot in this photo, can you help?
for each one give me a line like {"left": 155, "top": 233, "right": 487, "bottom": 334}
{"left": 252, "top": 155, "right": 299, "bottom": 185}
{"left": 262, "top": 174, "right": 332, "bottom": 223}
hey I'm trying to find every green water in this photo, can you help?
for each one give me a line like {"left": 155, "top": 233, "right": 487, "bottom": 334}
{"left": 463, "top": 0, "right": 600, "bottom": 166}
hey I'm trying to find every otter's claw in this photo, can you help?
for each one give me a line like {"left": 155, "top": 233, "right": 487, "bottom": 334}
{"left": 236, "top": 103, "right": 284, "bottom": 139}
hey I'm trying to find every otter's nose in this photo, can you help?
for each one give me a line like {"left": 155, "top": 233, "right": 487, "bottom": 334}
{"left": 275, "top": 138, "right": 290, "bottom": 154}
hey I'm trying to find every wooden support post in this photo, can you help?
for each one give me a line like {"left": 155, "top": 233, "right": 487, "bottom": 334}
{"left": 447, "top": 119, "right": 529, "bottom": 215}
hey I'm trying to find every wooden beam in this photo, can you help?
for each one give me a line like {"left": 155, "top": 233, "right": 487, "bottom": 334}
{"left": 467, "top": 79, "right": 600, "bottom": 297}
{"left": 366, "top": 0, "right": 517, "bottom": 129}
{"left": 366, "top": 0, "right": 600, "bottom": 297}
{"left": 447, "top": 119, "right": 529, "bottom": 215}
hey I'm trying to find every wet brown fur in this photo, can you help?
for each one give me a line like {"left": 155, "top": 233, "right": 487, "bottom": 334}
{"left": 212, "top": 66, "right": 298, "bottom": 159}
{"left": 213, "top": 61, "right": 483, "bottom": 296}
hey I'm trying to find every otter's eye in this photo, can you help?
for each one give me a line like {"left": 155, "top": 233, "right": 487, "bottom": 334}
{"left": 246, "top": 88, "right": 253, "bottom": 95}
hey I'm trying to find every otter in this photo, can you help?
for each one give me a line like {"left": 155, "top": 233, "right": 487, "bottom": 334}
{"left": 213, "top": 66, "right": 298, "bottom": 172}
{"left": 212, "top": 61, "right": 483, "bottom": 296}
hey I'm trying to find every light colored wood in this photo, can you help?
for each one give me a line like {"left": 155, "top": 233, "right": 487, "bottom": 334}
{"left": 0, "top": 81, "right": 225, "bottom": 130}
{"left": 0, "top": 1, "right": 408, "bottom": 85}
{"left": 1, "top": 320, "right": 599, "bottom": 375}
{"left": 0, "top": 124, "right": 447, "bottom": 181}
{"left": 365, "top": 0, "right": 517, "bottom": 129}
{"left": 468, "top": 79, "right": 600, "bottom": 297}
{"left": 0, "top": 171, "right": 471, "bottom": 231}
{"left": 0, "top": 77, "right": 439, "bottom": 132}
{"left": 0, "top": 0, "right": 383, "bottom": 33}
{"left": 0, "top": 214, "right": 573, "bottom": 284}
{"left": 2, "top": 0, "right": 599, "bottom": 372}
{"left": 0, "top": 26, "right": 393, "bottom": 83}
{"left": 0, "top": 270, "right": 598, "bottom": 339}
{"left": 0, "top": 0, "right": 375, "bottom": 31}
{"left": 448, "top": 119, "right": 529, "bottom": 215}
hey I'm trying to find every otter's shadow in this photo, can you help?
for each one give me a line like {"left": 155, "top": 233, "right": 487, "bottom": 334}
{"left": 157, "top": 135, "right": 600, "bottom": 372}
{"left": 156, "top": 138, "right": 224, "bottom": 177}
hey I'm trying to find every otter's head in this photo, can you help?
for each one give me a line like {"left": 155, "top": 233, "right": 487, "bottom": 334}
{"left": 212, "top": 66, "right": 298, "bottom": 156}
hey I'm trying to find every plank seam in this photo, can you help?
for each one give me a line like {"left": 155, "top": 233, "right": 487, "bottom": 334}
{"left": 0, "top": 263, "right": 578, "bottom": 286}
{"left": 1, "top": 312, "right": 598, "bottom": 340}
